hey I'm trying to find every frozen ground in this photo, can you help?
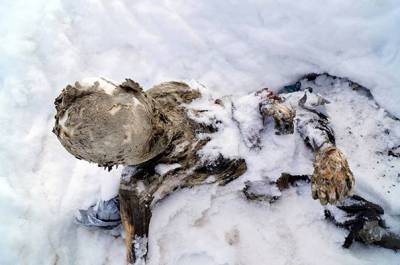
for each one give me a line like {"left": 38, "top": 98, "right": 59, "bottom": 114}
{"left": 1, "top": 0, "right": 400, "bottom": 264}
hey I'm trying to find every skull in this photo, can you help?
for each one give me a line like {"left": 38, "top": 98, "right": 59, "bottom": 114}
{"left": 53, "top": 78, "right": 170, "bottom": 167}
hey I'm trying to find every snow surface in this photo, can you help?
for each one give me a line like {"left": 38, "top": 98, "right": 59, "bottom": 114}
{"left": 1, "top": 1, "right": 400, "bottom": 264}
{"left": 79, "top": 77, "right": 118, "bottom": 95}
{"left": 155, "top": 163, "right": 182, "bottom": 176}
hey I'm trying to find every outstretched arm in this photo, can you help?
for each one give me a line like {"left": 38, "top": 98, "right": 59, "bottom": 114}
{"left": 295, "top": 90, "right": 355, "bottom": 205}
{"left": 255, "top": 88, "right": 354, "bottom": 204}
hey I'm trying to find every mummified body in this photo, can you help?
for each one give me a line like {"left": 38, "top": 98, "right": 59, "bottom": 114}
{"left": 53, "top": 78, "right": 354, "bottom": 263}
{"left": 54, "top": 79, "right": 247, "bottom": 263}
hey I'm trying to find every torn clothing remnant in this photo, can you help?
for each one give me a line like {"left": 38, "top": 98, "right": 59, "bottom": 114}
{"left": 76, "top": 197, "right": 121, "bottom": 230}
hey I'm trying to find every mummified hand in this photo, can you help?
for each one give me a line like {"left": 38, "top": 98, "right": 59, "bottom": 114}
{"left": 312, "top": 146, "right": 355, "bottom": 205}
{"left": 259, "top": 101, "right": 295, "bottom": 135}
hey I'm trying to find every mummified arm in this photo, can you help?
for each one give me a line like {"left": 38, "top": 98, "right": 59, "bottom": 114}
{"left": 256, "top": 88, "right": 354, "bottom": 204}
{"left": 296, "top": 91, "right": 355, "bottom": 205}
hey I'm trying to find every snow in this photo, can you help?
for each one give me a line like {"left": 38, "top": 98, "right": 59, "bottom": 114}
{"left": 1, "top": 1, "right": 400, "bottom": 265}
{"left": 155, "top": 163, "right": 182, "bottom": 176}
{"left": 148, "top": 185, "right": 399, "bottom": 265}
{"left": 231, "top": 91, "right": 264, "bottom": 149}
{"left": 133, "top": 236, "right": 148, "bottom": 265}
{"left": 79, "top": 77, "right": 117, "bottom": 95}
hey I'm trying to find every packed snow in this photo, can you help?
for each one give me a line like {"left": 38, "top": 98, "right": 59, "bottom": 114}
{"left": 155, "top": 163, "right": 182, "bottom": 176}
{"left": 1, "top": 1, "right": 400, "bottom": 265}
{"left": 79, "top": 77, "right": 118, "bottom": 95}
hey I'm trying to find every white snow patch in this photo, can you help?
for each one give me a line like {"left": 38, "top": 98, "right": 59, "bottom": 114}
{"left": 155, "top": 163, "right": 182, "bottom": 176}
{"left": 133, "top": 235, "right": 148, "bottom": 265}
{"left": 79, "top": 77, "right": 118, "bottom": 95}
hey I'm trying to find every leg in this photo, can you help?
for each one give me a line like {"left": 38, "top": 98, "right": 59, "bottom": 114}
{"left": 119, "top": 186, "right": 152, "bottom": 264}
{"left": 119, "top": 166, "right": 156, "bottom": 264}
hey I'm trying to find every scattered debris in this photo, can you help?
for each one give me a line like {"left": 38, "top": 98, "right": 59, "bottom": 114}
{"left": 243, "top": 178, "right": 281, "bottom": 203}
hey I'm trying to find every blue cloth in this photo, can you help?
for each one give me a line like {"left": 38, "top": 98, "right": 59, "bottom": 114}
{"left": 76, "top": 196, "right": 121, "bottom": 229}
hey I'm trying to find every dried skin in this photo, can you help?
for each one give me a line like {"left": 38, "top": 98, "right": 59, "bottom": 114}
{"left": 312, "top": 146, "right": 355, "bottom": 205}
{"left": 52, "top": 80, "right": 201, "bottom": 167}
{"left": 265, "top": 103, "right": 295, "bottom": 135}
{"left": 114, "top": 82, "right": 245, "bottom": 263}
{"left": 258, "top": 92, "right": 295, "bottom": 135}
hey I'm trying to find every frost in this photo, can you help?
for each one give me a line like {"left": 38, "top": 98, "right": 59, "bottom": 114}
{"left": 155, "top": 163, "right": 181, "bottom": 176}
{"left": 133, "top": 236, "right": 148, "bottom": 265}
{"left": 232, "top": 92, "right": 264, "bottom": 149}
{"left": 79, "top": 77, "right": 118, "bottom": 95}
